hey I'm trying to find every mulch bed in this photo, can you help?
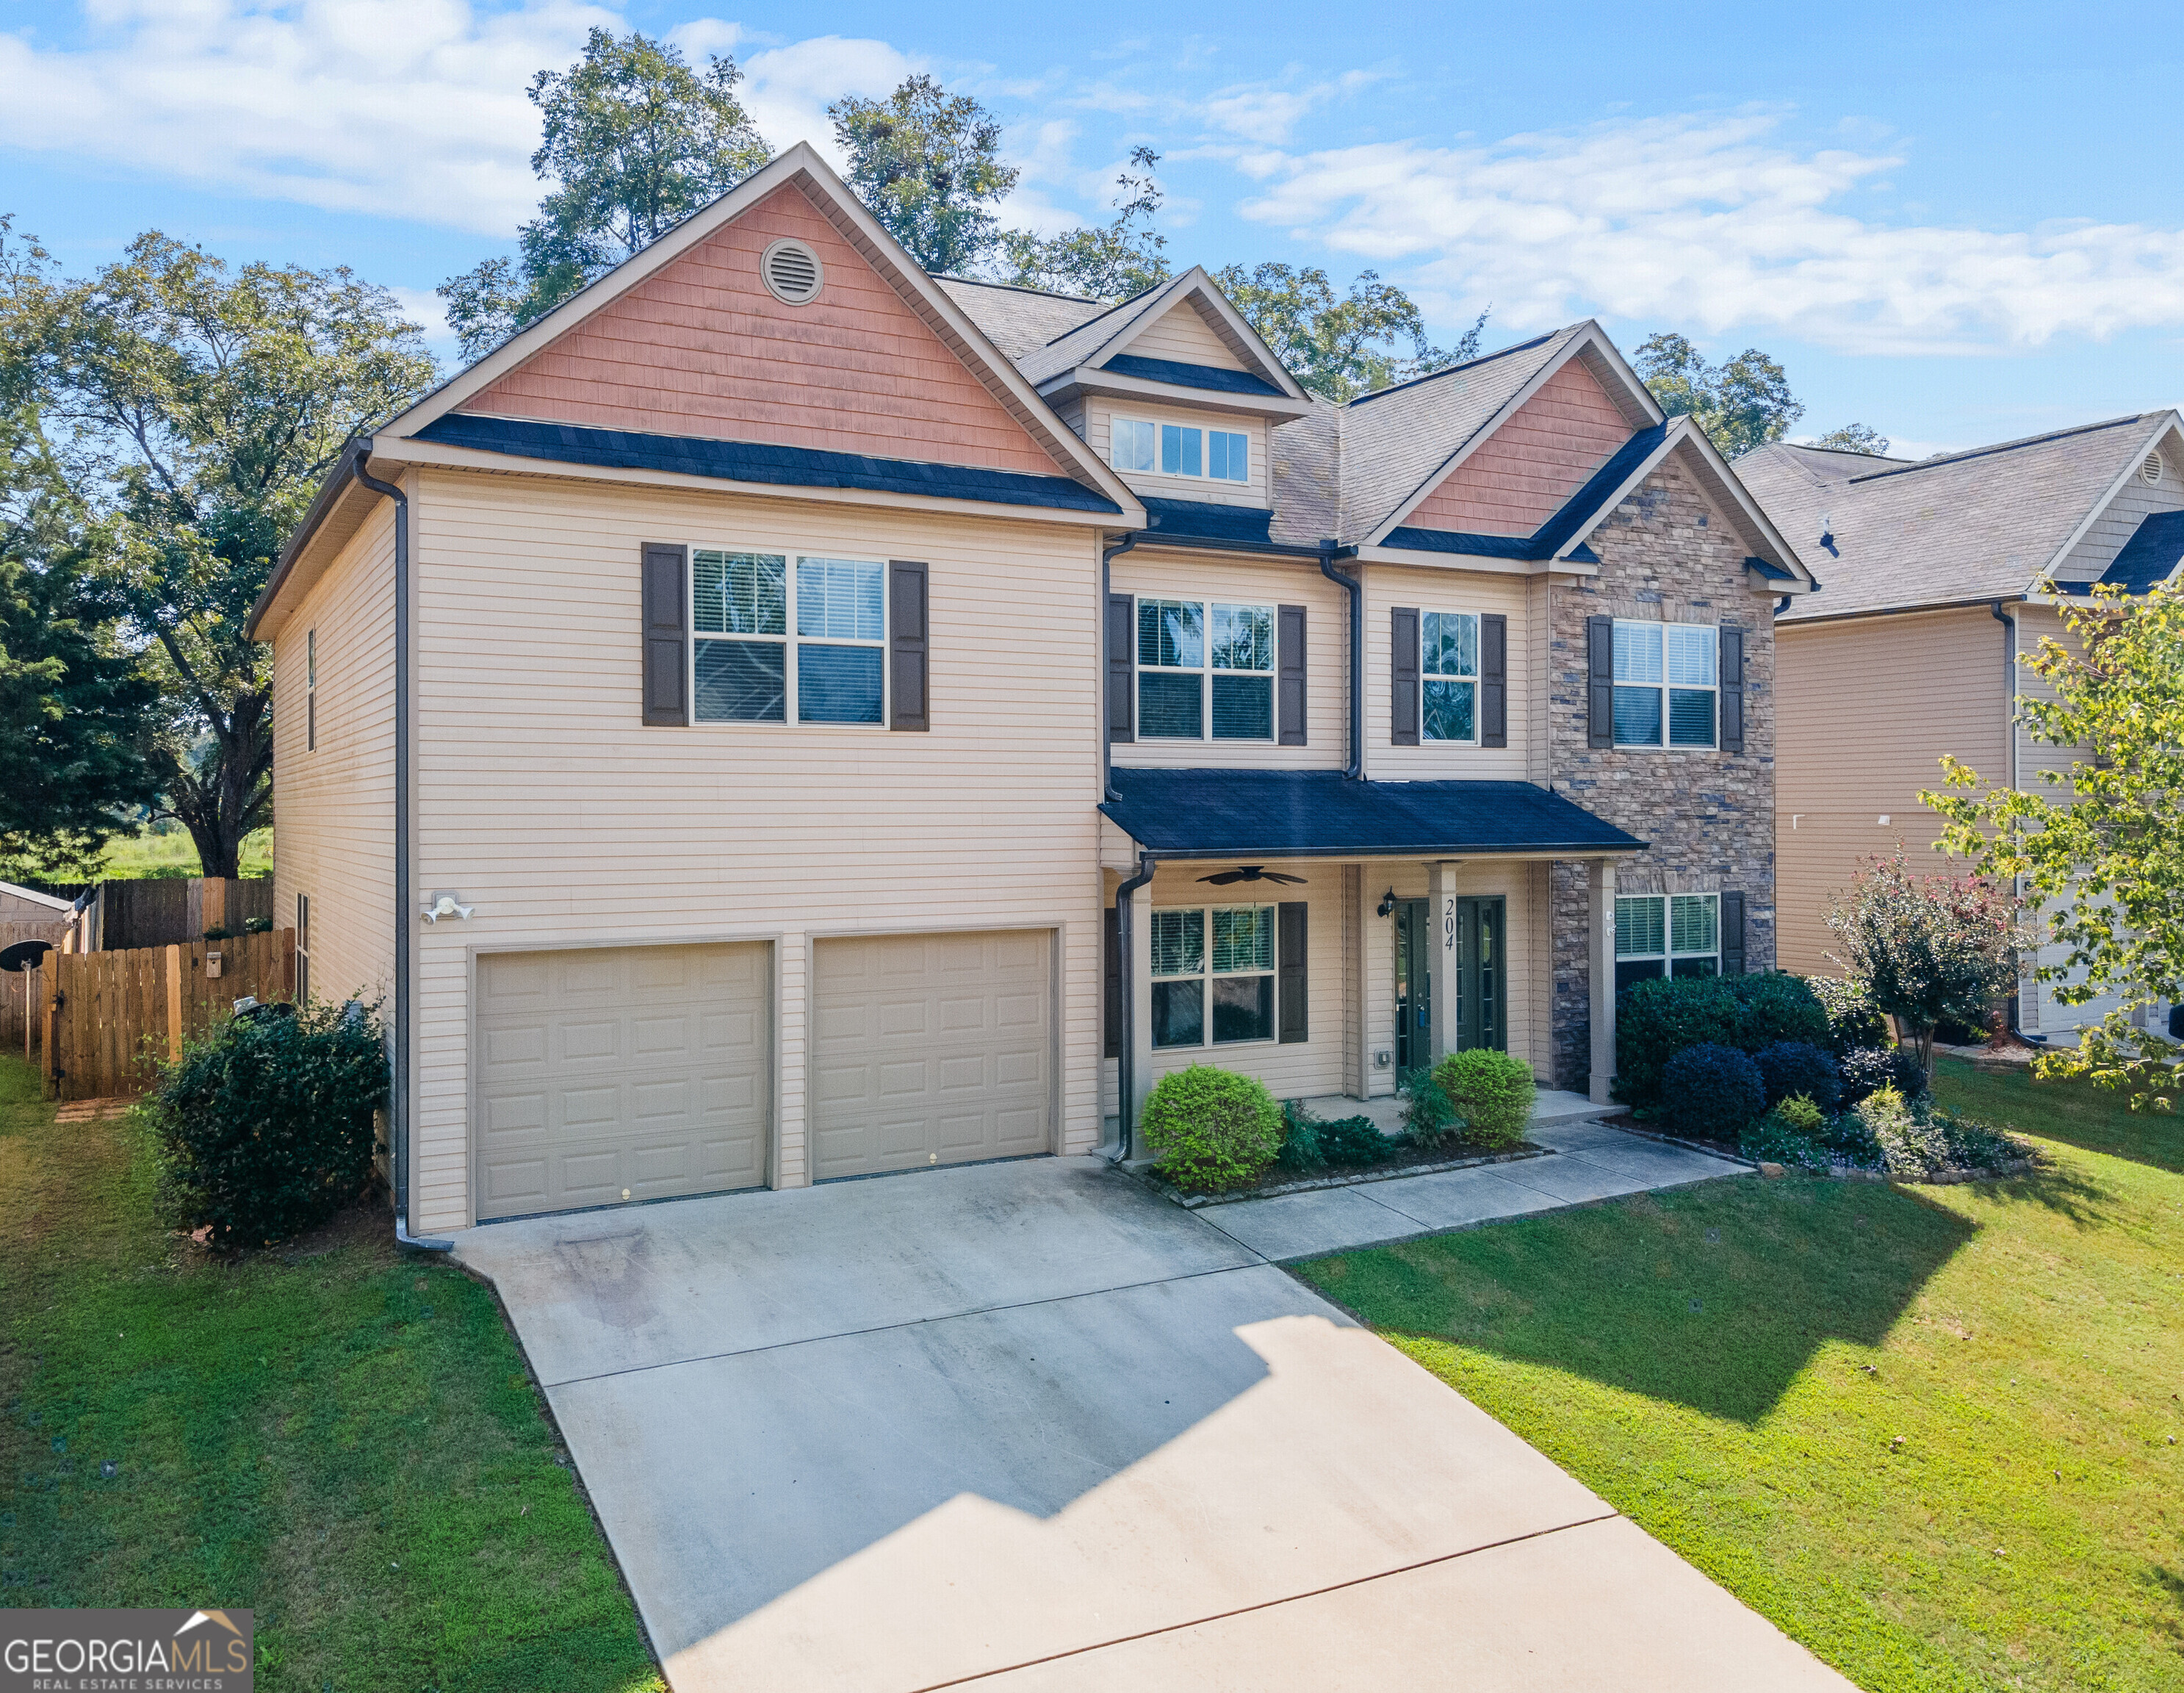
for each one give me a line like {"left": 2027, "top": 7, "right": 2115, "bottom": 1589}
{"left": 1140, "top": 1139, "right": 1549, "bottom": 1209}
{"left": 1604, "top": 1111, "right": 2035, "bottom": 1185}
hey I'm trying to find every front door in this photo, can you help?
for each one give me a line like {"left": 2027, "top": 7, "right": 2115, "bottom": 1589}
{"left": 1394, "top": 899, "right": 1431, "bottom": 1071}
{"left": 1456, "top": 896, "right": 1507, "bottom": 1052}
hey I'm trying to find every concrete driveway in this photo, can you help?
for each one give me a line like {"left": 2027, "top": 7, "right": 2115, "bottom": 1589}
{"left": 453, "top": 1157, "right": 1850, "bottom": 1692}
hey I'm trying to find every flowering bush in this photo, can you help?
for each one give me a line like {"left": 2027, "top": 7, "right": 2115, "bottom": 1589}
{"left": 1826, "top": 855, "right": 2025, "bottom": 1070}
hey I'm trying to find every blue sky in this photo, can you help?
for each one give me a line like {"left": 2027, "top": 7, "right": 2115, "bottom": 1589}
{"left": 4, "top": 0, "right": 2180, "bottom": 454}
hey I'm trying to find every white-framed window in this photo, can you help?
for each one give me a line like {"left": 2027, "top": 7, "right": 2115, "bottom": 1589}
{"left": 1615, "top": 892, "right": 1719, "bottom": 990}
{"left": 305, "top": 628, "right": 317, "bottom": 752}
{"left": 1136, "top": 597, "right": 1274, "bottom": 740}
{"left": 1150, "top": 904, "right": 1277, "bottom": 1046}
{"left": 1111, "top": 414, "right": 1249, "bottom": 484}
{"left": 691, "top": 549, "right": 886, "bottom": 725}
{"left": 1612, "top": 620, "right": 1717, "bottom": 748}
{"left": 1421, "top": 611, "right": 1479, "bottom": 743}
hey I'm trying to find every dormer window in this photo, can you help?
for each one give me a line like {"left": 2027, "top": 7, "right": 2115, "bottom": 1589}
{"left": 1111, "top": 414, "right": 1249, "bottom": 484}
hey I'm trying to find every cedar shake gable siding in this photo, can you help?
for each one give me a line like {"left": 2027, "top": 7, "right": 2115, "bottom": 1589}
{"left": 461, "top": 182, "right": 1067, "bottom": 478}
{"left": 1409, "top": 358, "right": 1632, "bottom": 538}
{"left": 1548, "top": 450, "right": 1778, "bottom": 1091}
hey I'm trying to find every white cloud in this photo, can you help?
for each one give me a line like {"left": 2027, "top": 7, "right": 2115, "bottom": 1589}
{"left": 0, "top": 2, "right": 916, "bottom": 234}
{"left": 1234, "top": 114, "right": 2184, "bottom": 355}
{"left": 1200, "top": 69, "right": 1383, "bottom": 145}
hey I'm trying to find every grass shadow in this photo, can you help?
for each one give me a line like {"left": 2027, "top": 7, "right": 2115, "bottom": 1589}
{"left": 1932, "top": 1056, "right": 2183, "bottom": 1176}
{"left": 1300, "top": 1173, "right": 1977, "bottom": 1425}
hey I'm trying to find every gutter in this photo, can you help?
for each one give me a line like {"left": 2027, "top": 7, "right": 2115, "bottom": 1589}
{"left": 246, "top": 436, "right": 367, "bottom": 639}
{"left": 354, "top": 445, "right": 453, "bottom": 1254}
{"left": 1992, "top": 598, "right": 2034, "bottom": 1043}
{"left": 1101, "top": 533, "right": 1139, "bottom": 802}
{"left": 1319, "top": 539, "right": 1363, "bottom": 780}
{"left": 1111, "top": 849, "right": 1157, "bottom": 1162}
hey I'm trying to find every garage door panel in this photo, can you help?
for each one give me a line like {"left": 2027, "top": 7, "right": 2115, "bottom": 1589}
{"left": 475, "top": 943, "right": 771, "bottom": 1220}
{"left": 812, "top": 931, "right": 1053, "bottom": 1180}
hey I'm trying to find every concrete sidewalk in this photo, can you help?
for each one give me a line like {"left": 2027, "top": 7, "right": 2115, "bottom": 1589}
{"left": 1192, "top": 1117, "right": 1751, "bottom": 1260}
{"left": 453, "top": 1156, "right": 1846, "bottom": 1692}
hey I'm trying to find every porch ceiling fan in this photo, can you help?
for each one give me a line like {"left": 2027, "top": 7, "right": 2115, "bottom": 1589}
{"left": 1197, "top": 866, "right": 1306, "bottom": 886}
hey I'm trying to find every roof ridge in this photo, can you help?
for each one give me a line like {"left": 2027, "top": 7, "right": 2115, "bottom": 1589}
{"left": 1342, "top": 329, "right": 1563, "bottom": 409}
{"left": 935, "top": 273, "right": 1104, "bottom": 306}
{"left": 1846, "top": 414, "right": 2154, "bottom": 484}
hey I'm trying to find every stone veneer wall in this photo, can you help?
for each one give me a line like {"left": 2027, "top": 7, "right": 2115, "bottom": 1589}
{"left": 1548, "top": 455, "right": 1778, "bottom": 1092}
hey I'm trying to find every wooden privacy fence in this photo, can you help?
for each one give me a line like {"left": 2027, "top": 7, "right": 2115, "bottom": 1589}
{"left": 82, "top": 877, "right": 275, "bottom": 952}
{"left": 41, "top": 929, "right": 295, "bottom": 1101}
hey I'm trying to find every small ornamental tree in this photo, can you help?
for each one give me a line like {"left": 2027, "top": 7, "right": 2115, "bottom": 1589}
{"left": 1927, "top": 580, "right": 2184, "bottom": 1111}
{"left": 1824, "top": 854, "right": 2024, "bottom": 1072}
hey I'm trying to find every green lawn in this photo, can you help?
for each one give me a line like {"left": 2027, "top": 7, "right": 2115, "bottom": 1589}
{"left": 0, "top": 1057, "right": 663, "bottom": 1691}
{"left": 1300, "top": 1058, "right": 2184, "bottom": 1692}
{"left": 0, "top": 825, "right": 273, "bottom": 884}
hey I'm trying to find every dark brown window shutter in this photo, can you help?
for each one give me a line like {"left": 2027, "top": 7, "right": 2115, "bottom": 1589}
{"left": 1586, "top": 614, "right": 1615, "bottom": 749}
{"left": 1277, "top": 603, "right": 1308, "bottom": 745}
{"left": 1278, "top": 901, "right": 1308, "bottom": 1043}
{"left": 641, "top": 542, "right": 689, "bottom": 727}
{"left": 1104, "top": 905, "right": 1122, "bottom": 1059}
{"left": 1480, "top": 612, "right": 1507, "bottom": 748}
{"left": 1720, "top": 891, "right": 1746, "bottom": 976}
{"left": 1719, "top": 626, "right": 1745, "bottom": 753}
{"left": 890, "top": 560, "right": 929, "bottom": 730}
{"left": 1106, "top": 593, "right": 1135, "bottom": 743}
{"left": 1391, "top": 606, "right": 1420, "bottom": 746}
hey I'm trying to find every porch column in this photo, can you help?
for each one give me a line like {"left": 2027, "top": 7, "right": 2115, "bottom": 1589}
{"left": 1427, "top": 860, "right": 1462, "bottom": 1067}
{"left": 1587, "top": 860, "right": 1617, "bottom": 1105}
{"left": 1127, "top": 872, "right": 1156, "bottom": 1133}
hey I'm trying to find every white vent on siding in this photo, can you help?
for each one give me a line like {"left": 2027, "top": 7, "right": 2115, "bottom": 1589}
{"left": 2142, "top": 452, "right": 2165, "bottom": 486}
{"left": 761, "top": 239, "right": 823, "bottom": 305}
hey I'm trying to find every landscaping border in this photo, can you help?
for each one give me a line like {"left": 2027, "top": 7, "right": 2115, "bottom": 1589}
{"left": 1136, "top": 1142, "right": 1551, "bottom": 1209}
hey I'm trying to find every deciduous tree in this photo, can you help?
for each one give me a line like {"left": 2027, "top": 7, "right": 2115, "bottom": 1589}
{"left": 1636, "top": 333, "right": 1803, "bottom": 458}
{"left": 1824, "top": 853, "right": 2025, "bottom": 1071}
{"left": 1928, "top": 582, "right": 2184, "bottom": 1109}
{"left": 1214, "top": 263, "right": 1485, "bottom": 402}
{"left": 997, "top": 147, "right": 1170, "bottom": 301}
{"left": 832, "top": 74, "right": 1018, "bottom": 276}
{"left": 1813, "top": 422, "right": 1890, "bottom": 455}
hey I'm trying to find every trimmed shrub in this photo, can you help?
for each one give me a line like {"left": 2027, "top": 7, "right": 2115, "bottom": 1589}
{"left": 1755, "top": 1040, "right": 1842, "bottom": 1110}
{"left": 243, "top": 915, "right": 274, "bottom": 934}
{"left": 1432, "top": 1049, "right": 1536, "bottom": 1149}
{"left": 1806, "top": 975, "right": 1890, "bottom": 1055}
{"left": 148, "top": 999, "right": 389, "bottom": 1251}
{"left": 1277, "top": 1101, "right": 1398, "bottom": 1171}
{"left": 1661, "top": 1042, "right": 1766, "bottom": 1142}
{"left": 1141, "top": 1065, "right": 1282, "bottom": 1192}
{"left": 1615, "top": 973, "right": 1830, "bottom": 1111}
{"left": 1399, "top": 1067, "right": 1460, "bottom": 1147}
{"left": 1839, "top": 1045, "right": 1928, "bottom": 1107}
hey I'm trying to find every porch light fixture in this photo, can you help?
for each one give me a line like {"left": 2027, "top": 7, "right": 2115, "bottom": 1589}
{"left": 1377, "top": 889, "right": 1396, "bottom": 919}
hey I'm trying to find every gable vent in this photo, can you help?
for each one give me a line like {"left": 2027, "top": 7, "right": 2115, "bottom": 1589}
{"left": 2142, "top": 452, "right": 2165, "bottom": 486}
{"left": 761, "top": 239, "right": 823, "bottom": 306}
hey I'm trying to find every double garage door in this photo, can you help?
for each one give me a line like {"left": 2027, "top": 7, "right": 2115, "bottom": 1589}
{"left": 473, "top": 931, "right": 1051, "bottom": 1219}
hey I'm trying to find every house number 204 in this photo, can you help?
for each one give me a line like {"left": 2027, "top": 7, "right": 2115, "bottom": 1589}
{"left": 1443, "top": 896, "right": 1457, "bottom": 952}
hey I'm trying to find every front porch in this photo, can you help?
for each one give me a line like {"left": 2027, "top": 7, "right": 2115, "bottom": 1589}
{"left": 1098, "top": 768, "right": 1651, "bottom": 1152}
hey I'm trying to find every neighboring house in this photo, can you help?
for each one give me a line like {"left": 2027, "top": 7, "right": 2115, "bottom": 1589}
{"left": 1740, "top": 410, "right": 2184, "bottom": 1040}
{"left": 247, "top": 143, "right": 1812, "bottom": 1237}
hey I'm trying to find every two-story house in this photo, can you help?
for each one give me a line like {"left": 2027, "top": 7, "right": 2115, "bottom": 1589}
{"left": 248, "top": 144, "right": 1811, "bottom": 1237}
{"left": 1740, "top": 411, "right": 2184, "bottom": 1040}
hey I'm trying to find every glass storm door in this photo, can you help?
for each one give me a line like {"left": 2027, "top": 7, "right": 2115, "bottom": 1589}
{"left": 1394, "top": 899, "right": 1431, "bottom": 1071}
{"left": 1457, "top": 896, "right": 1507, "bottom": 1052}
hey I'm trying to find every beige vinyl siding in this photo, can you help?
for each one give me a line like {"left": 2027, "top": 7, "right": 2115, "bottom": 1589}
{"left": 1136, "top": 862, "right": 1351, "bottom": 1101}
{"left": 407, "top": 467, "right": 1106, "bottom": 1232}
{"left": 1772, "top": 606, "right": 2008, "bottom": 975}
{"left": 2055, "top": 439, "right": 2183, "bottom": 580}
{"left": 272, "top": 495, "right": 397, "bottom": 1013}
{"left": 1127, "top": 301, "right": 1249, "bottom": 370}
{"left": 1111, "top": 549, "right": 1347, "bottom": 770}
{"left": 1085, "top": 399, "right": 1269, "bottom": 508}
{"left": 1359, "top": 563, "right": 1531, "bottom": 780}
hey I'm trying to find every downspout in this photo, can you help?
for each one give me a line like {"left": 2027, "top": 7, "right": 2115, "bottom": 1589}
{"left": 1102, "top": 533, "right": 1139, "bottom": 802}
{"left": 1990, "top": 600, "right": 2039, "bottom": 1043}
{"left": 1111, "top": 849, "right": 1157, "bottom": 1162}
{"left": 1319, "top": 540, "right": 1363, "bottom": 780}
{"left": 355, "top": 445, "right": 453, "bottom": 1251}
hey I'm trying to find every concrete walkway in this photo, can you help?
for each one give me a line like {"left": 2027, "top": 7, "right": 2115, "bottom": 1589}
{"left": 453, "top": 1154, "right": 1845, "bottom": 1692}
{"left": 1193, "top": 1116, "right": 1751, "bottom": 1260}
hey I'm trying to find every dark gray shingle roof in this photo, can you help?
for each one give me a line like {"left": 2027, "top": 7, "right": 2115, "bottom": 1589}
{"left": 932, "top": 276, "right": 1109, "bottom": 362}
{"left": 1740, "top": 417, "right": 2165, "bottom": 622}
